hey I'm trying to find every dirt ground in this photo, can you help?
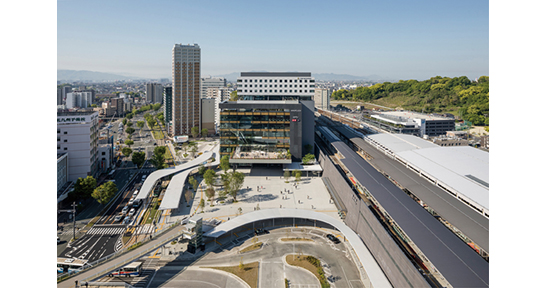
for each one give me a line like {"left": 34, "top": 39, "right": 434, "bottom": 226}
{"left": 469, "top": 126, "right": 489, "bottom": 136}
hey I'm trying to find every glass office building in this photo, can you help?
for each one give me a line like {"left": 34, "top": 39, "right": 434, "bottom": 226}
{"left": 220, "top": 72, "right": 316, "bottom": 165}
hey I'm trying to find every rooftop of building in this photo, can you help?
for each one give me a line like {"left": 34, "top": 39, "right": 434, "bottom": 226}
{"left": 376, "top": 110, "right": 453, "bottom": 121}
{"left": 240, "top": 72, "right": 312, "bottom": 77}
{"left": 57, "top": 110, "right": 98, "bottom": 117}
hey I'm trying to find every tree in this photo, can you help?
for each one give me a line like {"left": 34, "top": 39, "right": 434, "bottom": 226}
{"left": 205, "top": 187, "right": 216, "bottom": 204}
{"left": 230, "top": 90, "right": 239, "bottom": 101}
{"left": 239, "top": 256, "right": 244, "bottom": 271}
{"left": 292, "top": 169, "right": 302, "bottom": 184}
{"left": 150, "top": 149, "right": 166, "bottom": 169}
{"left": 132, "top": 151, "right": 146, "bottom": 168}
{"left": 124, "top": 139, "right": 134, "bottom": 147}
{"left": 199, "top": 198, "right": 205, "bottom": 212}
{"left": 154, "top": 146, "right": 167, "bottom": 156}
{"left": 302, "top": 153, "right": 315, "bottom": 165}
{"left": 125, "top": 127, "right": 135, "bottom": 135}
{"left": 226, "top": 171, "right": 245, "bottom": 201}
{"left": 184, "top": 189, "right": 193, "bottom": 204}
{"left": 203, "top": 169, "right": 217, "bottom": 188}
{"left": 220, "top": 155, "right": 231, "bottom": 173}
{"left": 189, "top": 176, "right": 199, "bottom": 192}
{"left": 74, "top": 176, "right": 97, "bottom": 199}
{"left": 92, "top": 181, "right": 118, "bottom": 205}
{"left": 190, "top": 142, "right": 198, "bottom": 158}
{"left": 201, "top": 128, "right": 208, "bottom": 139}
{"left": 121, "top": 147, "right": 133, "bottom": 158}
{"left": 284, "top": 170, "right": 291, "bottom": 182}
{"left": 191, "top": 126, "right": 200, "bottom": 139}
{"left": 136, "top": 121, "right": 145, "bottom": 134}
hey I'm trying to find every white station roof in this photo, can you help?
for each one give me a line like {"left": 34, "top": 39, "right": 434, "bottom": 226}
{"left": 136, "top": 151, "right": 213, "bottom": 201}
{"left": 204, "top": 208, "right": 392, "bottom": 288}
{"left": 158, "top": 144, "right": 220, "bottom": 211}
{"left": 366, "top": 133, "right": 489, "bottom": 210}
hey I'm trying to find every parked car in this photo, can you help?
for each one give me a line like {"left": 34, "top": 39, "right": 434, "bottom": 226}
{"left": 326, "top": 234, "right": 340, "bottom": 244}
{"left": 254, "top": 228, "right": 269, "bottom": 236}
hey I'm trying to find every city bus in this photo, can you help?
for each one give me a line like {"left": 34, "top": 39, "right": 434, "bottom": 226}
{"left": 108, "top": 261, "right": 143, "bottom": 277}
{"left": 57, "top": 257, "right": 88, "bottom": 274}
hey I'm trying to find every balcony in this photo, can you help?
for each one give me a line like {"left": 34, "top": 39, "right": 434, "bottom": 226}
{"left": 229, "top": 146, "right": 291, "bottom": 164}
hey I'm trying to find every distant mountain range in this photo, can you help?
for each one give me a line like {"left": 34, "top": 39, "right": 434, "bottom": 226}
{"left": 57, "top": 70, "right": 139, "bottom": 82}
{"left": 58, "top": 69, "right": 389, "bottom": 82}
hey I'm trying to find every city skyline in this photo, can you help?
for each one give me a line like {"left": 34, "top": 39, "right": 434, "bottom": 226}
{"left": 57, "top": 0, "right": 489, "bottom": 81}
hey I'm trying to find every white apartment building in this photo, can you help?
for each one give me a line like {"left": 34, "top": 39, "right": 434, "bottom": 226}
{"left": 201, "top": 77, "right": 226, "bottom": 98}
{"left": 66, "top": 91, "right": 93, "bottom": 109}
{"left": 206, "top": 86, "right": 230, "bottom": 101}
{"left": 57, "top": 111, "right": 100, "bottom": 181}
{"left": 236, "top": 72, "right": 316, "bottom": 100}
{"left": 314, "top": 88, "right": 331, "bottom": 110}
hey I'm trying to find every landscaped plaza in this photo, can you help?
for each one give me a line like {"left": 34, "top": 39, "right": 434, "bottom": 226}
{"left": 164, "top": 160, "right": 341, "bottom": 226}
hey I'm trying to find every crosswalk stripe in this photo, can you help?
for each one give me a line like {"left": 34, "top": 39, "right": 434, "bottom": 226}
{"left": 87, "top": 227, "right": 126, "bottom": 235}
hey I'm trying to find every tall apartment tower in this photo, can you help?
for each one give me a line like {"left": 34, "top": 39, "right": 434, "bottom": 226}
{"left": 172, "top": 43, "right": 201, "bottom": 136}
{"left": 146, "top": 83, "right": 164, "bottom": 104}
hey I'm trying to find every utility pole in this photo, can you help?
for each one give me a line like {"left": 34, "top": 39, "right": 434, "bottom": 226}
{"left": 58, "top": 201, "right": 77, "bottom": 241}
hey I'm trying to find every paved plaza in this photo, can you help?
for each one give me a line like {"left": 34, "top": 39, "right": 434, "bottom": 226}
{"left": 167, "top": 164, "right": 341, "bottom": 225}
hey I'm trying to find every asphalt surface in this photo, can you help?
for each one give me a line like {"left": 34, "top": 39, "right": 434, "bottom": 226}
{"left": 58, "top": 171, "right": 153, "bottom": 263}
{"left": 58, "top": 112, "right": 165, "bottom": 262}
{"left": 90, "top": 227, "right": 364, "bottom": 288}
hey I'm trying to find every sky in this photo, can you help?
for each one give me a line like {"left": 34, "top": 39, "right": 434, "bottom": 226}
{"left": 57, "top": 0, "right": 489, "bottom": 81}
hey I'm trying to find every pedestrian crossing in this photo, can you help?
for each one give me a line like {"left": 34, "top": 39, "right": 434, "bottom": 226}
{"left": 135, "top": 224, "right": 155, "bottom": 235}
{"left": 87, "top": 226, "right": 126, "bottom": 235}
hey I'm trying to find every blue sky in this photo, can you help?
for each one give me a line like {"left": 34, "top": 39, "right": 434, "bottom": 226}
{"left": 57, "top": 0, "right": 489, "bottom": 80}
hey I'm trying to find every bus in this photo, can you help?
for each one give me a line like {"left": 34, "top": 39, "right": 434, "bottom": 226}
{"left": 57, "top": 257, "right": 88, "bottom": 274}
{"left": 108, "top": 261, "right": 143, "bottom": 277}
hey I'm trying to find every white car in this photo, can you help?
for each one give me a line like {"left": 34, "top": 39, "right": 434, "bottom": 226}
{"left": 122, "top": 206, "right": 129, "bottom": 215}
{"left": 128, "top": 208, "right": 136, "bottom": 217}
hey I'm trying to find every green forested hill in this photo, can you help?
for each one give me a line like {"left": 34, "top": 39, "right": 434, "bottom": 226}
{"left": 331, "top": 76, "right": 489, "bottom": 126}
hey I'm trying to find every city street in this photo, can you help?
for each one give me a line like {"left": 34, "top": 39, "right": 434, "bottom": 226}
{"left": 92, "top": 227, "right": 364, "bottom": 288}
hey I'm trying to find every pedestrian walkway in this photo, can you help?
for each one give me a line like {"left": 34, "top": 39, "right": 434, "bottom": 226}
{"left": 57, "top": 224, "right": 186, "bottom": 288}
{"left": 135, "top": 224, "right": 155, "bottom": 235}
{"left": 87, "top": 227, "right": 126, "bottom": 235}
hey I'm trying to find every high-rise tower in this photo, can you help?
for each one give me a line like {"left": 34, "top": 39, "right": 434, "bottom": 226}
{"left": 171, "top": 43, "right": 201, "bottom": 136}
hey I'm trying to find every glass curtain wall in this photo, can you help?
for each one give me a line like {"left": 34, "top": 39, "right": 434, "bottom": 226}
{"left": 220, "top": 108, "right": 291, "bottom": 159}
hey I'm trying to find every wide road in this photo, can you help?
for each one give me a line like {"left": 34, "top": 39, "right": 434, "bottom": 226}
{"left": 58, "top": 169, "right": 154, "bottom": 263}
{"left": 142, "top": 227, "right": 364, "bottom": 288}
